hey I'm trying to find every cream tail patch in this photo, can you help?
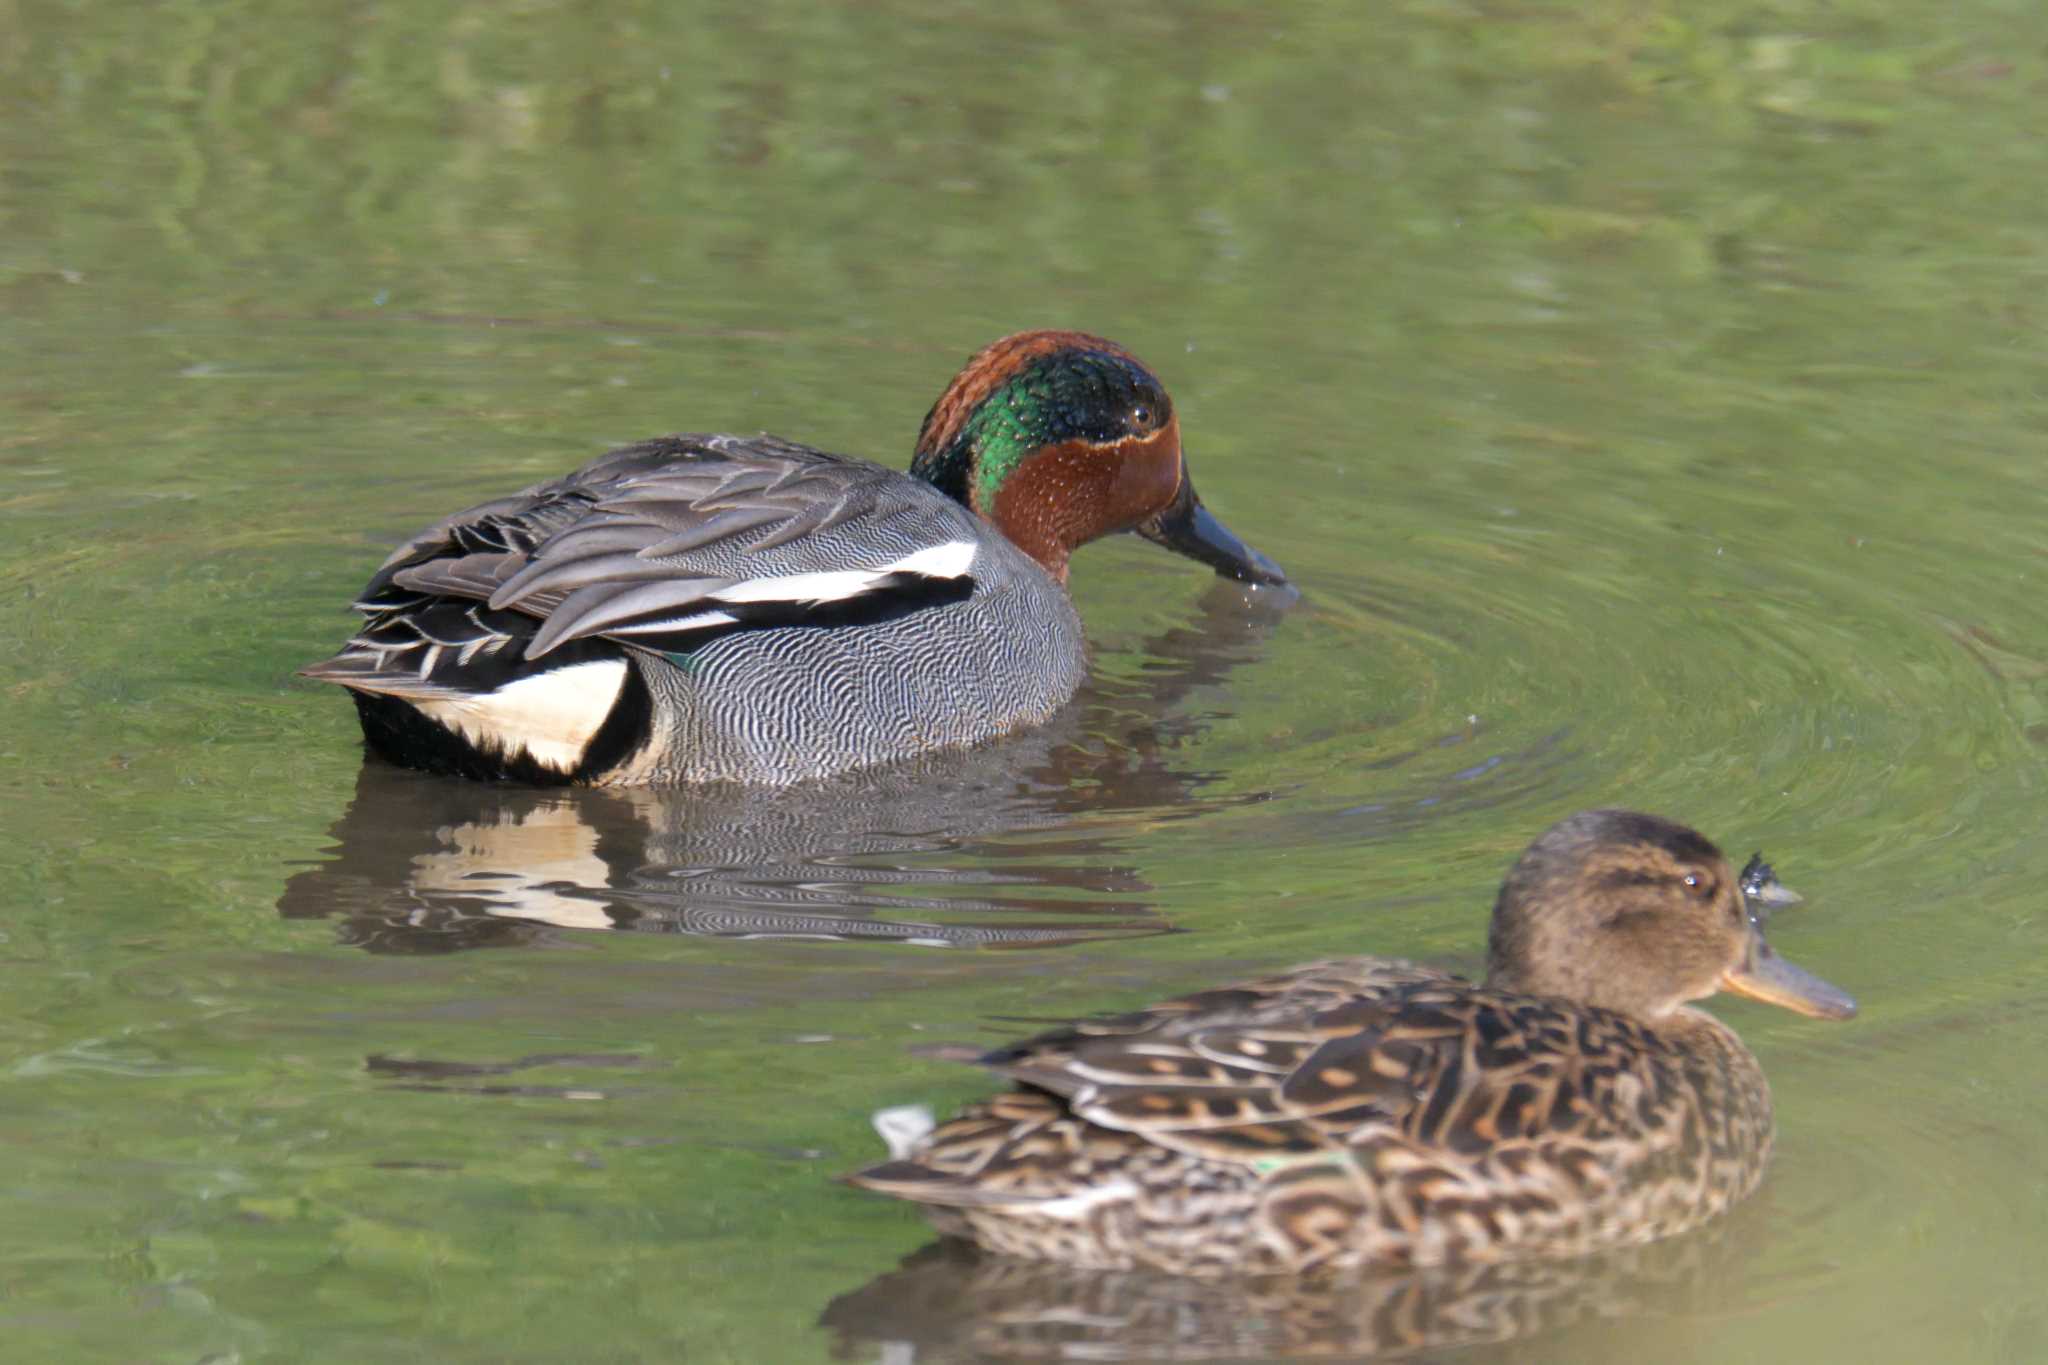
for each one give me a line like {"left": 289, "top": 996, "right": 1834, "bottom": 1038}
{"left": 411, "top": 658, "right": 627, "bottom": 772}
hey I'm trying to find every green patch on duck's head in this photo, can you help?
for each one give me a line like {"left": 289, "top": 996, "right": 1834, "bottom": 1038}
{"left": 910, "top": 330, "right": 1172, "bottom": 515}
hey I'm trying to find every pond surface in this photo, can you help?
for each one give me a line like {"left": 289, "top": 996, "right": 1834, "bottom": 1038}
{"left": 5, "top": 3, "right": 2047, "bottom": 1361}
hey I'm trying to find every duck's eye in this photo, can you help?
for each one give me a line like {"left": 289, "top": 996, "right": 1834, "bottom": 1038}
{"left": 1681, "top": 871, "right": 1715, "bottom": 899}
{"left": 1129, "top": 404, "right": 1155, "bottom": 431}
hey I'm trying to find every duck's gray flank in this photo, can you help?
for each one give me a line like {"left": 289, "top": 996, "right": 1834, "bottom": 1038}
{"left": 305, "top": 434, "right": 1086, "bottom": 784}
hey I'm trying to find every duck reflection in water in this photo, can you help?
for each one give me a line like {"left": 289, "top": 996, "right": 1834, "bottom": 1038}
{"left": 822, "top": 1193, "right": 1794, "bottom": 1362}
{"left": 281, "top": 579, "right": 1293, "bottom": 953}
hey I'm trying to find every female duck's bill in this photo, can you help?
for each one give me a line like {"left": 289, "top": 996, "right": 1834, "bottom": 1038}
{"left": 1719, "top": 931, "right": 1856, "bottom": 1018}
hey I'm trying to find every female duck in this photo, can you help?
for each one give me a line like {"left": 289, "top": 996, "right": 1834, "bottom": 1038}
{"left": 304, "top": 331, "right": 1284, "bottom": 785}
{"left": 850, "top": 809, "right": 1856, "bottom": 1273}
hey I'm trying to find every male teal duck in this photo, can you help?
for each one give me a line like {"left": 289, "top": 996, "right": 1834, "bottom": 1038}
{"left": 303, "top": 331, "right": 1284, "bottom": 785}
{"left": 848, "top": 809, "right": 1856, "bottom": 1274}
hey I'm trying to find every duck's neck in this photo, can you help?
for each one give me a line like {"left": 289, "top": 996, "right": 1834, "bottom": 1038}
{"left": 914, "top": 435, "right": 1099, "bottom": 582}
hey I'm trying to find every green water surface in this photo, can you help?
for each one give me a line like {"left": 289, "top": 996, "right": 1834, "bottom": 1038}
{"left": 4, "top": 2, "right": 2047, "bottom": 1361}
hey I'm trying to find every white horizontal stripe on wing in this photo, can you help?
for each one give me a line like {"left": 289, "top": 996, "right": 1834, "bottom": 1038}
{"left": 606, "top": 609, "right": 740, "bottom": 636}
{"left": 709, "top": 540, "right": 978, "bottom": 606}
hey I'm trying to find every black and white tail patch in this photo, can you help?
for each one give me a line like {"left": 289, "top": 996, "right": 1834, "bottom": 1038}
{"left": 408, "top": 658, "right": 627, "bottom": 773}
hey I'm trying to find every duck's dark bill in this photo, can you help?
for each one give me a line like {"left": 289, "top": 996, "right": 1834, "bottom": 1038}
{"left": 1722, "top": 946, "right": 1857, "bottom": 1020}
{"left": 1136, "top": 476, "right": 1287, "bottom": 585}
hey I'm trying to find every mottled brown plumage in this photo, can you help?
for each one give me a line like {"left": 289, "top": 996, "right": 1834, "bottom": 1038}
{"left": 848, "top": 809, "right": 1855, "bottom": 1274}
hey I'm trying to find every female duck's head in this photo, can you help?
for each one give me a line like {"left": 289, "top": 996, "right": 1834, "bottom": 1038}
{"left": 910, "top": 331, "right": 1285, "bottom": 586}
{"left": 1486, "top": 808, "right": 1857, "bottom": 1022}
